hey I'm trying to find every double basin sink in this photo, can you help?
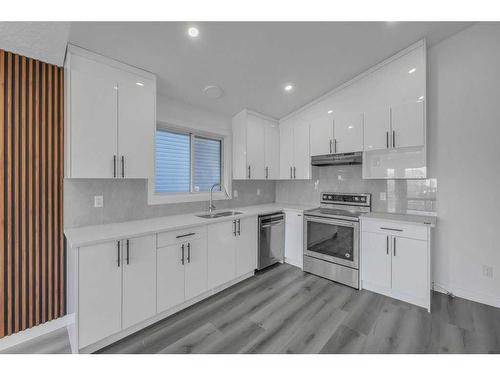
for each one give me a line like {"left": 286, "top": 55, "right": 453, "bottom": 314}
{"left": 196, "top": 210, "right": 243, "bottom": 219}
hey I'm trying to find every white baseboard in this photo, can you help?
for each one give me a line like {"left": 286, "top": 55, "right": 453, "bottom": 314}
{"left": 433, "top": 282, "right": 500, "bottom": 309}
{"left": 285, "top": 257, "right": 303, "bottom": 270}
{"left": 0, "top": 314, "right": 75, "bottom": 351}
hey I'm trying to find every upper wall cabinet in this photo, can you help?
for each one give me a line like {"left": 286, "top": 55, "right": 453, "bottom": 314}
{"left": 279, "top": 117, "right": 311, "bottom": 180}
{"left": 334, "top": 112, "right": 364, "bottom": 153}
{"left": 310, "top": 112, "right": 334, "bottom": 156}
{"left": 232, "top": 109, "right": 280, "bottom": 180}
{"left": 65, "top": 45, "right": 156, "bottom": 179}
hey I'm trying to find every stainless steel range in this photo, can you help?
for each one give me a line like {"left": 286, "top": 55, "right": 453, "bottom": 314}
{"left": 303, "top": 192, "right": 371, "bottom": 289}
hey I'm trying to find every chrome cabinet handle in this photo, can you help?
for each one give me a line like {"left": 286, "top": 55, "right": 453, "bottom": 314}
{"left": 386, "top": 131, "right": 389, "bottom": 149}
{"left": 113, "top": 155, "right": 117, "bottom": 178}
{"left": 232, "top": 220, "right": 236, "bottom": 236}
{"left": 117, "top": 241, "right": 121, "bottom": 267}
{"left": 121, "top": 156, "right": 125, "bottom": 178}
{"left": 181, "top": 244, "right": 185, "bottom": 265}
{"left": 293, "top": 167, "right": 296, "bottom": 179}
{"left": 176, "top": 232, "right": 195, "bottom": 239}
{"left": 334, "top": 139, "right": 337, "bottom": 153}
{"left": 187, "top": 243, "right": 191, "bottom": 263}
{"left": 393, "top": 237, "right": 397, "bottom": 256}
{"left": 329, "top": 139, "right": 333, "bottom": 154}
{"left": 265, "top": 166, "right": 269, "bottom": 179}
{"left": 290, "top": 166, "right": 292, "bottom": 179}
{"left": 392, "top": 130, "right": 396, "bottom": 148}
{"left": 126, "top": 239, "right": 130, "bottom": 265}
{"left": 386, "top": 236, "right": 389, "bottom": 255}
{"left": 248, "top": 165, "right": 251, "bottom": 179}
{"left": 380, "top": 227, "right": 403, "bottom": 232}
{"left": 237, "top": 219, "right": 241, "bottom": 236}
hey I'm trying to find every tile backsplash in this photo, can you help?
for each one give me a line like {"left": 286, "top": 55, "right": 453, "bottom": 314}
{"left": 64, "top": 179, "right": 275, "bottom": 228}
{"left": 276, "top": 165, "right": 437, "bottom": 214}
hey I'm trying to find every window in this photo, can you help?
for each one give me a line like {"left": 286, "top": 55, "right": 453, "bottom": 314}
{"left": 155, "top": 128, "right": 223, "bottom": 194}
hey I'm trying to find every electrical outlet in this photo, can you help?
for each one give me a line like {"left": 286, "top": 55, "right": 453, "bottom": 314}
{"left": 314, "top": 180, "right": 319, "bottom": 191}
{"left": 94, "top": 195, "right": 104, "bottom": 208}
{"left": 233, "top": 190, "right": 238, "bottom": 198}
{"left": 380, "top": 192, "right": 387, "bottom": 201}
{"left": 483, "top": 265, "right": 493, "bottom": 278}
{"left": 257, "top": 188, "right": 261, "bottom": 196}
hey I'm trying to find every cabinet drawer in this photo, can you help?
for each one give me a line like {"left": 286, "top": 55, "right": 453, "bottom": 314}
{"left": 157, "top": 226, "right": 207, "bottom": 248}
{"left": 361, "top": 219, "right": 428, "bottom": 241}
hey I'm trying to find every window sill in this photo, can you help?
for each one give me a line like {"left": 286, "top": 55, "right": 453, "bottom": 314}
{"left": 147, "top": 180, "right": 232, "bottom": 205}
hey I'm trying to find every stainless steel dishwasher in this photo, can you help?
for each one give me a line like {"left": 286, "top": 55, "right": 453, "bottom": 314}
{"left": 258, "top": 212, "right": 285, "bottom": 270}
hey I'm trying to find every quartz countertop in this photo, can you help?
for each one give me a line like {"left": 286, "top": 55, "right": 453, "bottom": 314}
{"left": 361, "top": 211, "right": 437, "bottom": 227}
{"left": 64, "top": 203, "right": 315, "bottom": 248}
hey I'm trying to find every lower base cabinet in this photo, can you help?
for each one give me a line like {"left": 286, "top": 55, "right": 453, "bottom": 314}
{"left": 78, "top": 234, "right": 156, "bottom": 348}
{"left": 284, "top": 210, "right": 304, "bottom": 269}
{"left": 361, "top": 218, "right": 431, "bottom": 311}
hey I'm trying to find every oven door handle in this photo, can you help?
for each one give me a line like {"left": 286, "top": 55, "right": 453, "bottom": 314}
{"left": 304, "top": 216, "right": 357, "bottom": 228}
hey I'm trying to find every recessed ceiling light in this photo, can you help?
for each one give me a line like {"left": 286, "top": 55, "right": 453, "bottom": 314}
{"left": 327, "top": 110, "right": 333, "bottom": 114}
{"left": 136, "top": 82, "right": 144, "bottom": 87}
{"left": 187, "top": 27, "right": 199, "bottom": 38}
{"left": 284, "top": 84, "right": 293, "bottom": 92}
{"left": 417, "top": 96, "right": 424, "bottom": 101}
{"left": 408, "top": 68, "right": 416, "bottom": 74}
{"left": 203, "top": 85, "right": 223, "bottom": 99}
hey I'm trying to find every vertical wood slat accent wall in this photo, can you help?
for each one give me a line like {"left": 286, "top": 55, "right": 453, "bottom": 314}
{"left": 0, "top": 49, "right": 65, "bottom": 338}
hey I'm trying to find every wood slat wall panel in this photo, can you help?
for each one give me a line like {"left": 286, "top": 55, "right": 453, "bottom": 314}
{"left": 0, "top": 49, "right": 65, "bottom": 338}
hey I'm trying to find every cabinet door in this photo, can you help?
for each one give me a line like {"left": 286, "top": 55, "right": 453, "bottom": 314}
{"left": 118, "top": 75, "right": 155, "bottom": 179}
{"left": 70, "top": 56, "right": 118, "bottom": 178}
{"left": 236, "top": 216, "right": 258, "bottom": 277}
{"left": 284, "top": 211, "right": 303, "bottom": 269}
{"left": 157, "top": 243, "right": 185, "bottom": 313}
{"left": 279, "top": 122, "right": 294, "bottom": 179}
{"left": 293, "top": 122, "right": 311, "bottom": 180}
{"left": 391, "top": 101, "right": 424, "bottom": 148}
{"left": 310, "top": 114, "right": 334, "bottom": 156}
{"left": 246, "top": 115, "right": 266, "bottom": 179}
{"left": 391, "top": 236, "right": 428, "bottom": 302}
{"left": 363, "top": 108, "right": 391, "bottom": 151}
{"left": 122, "top": 235, "right": 156, "bottom": 329}
{"left": 78, "top": 241, "right": 122, "bottom": 348}
{"left": 264, "top": 122, "right": 280, "bottom": 179}
{"left": 361, "top": 232, "right": 392, "bottom": 289}
{"left": 184, "top": 237, "right": 208, "bottom": 301}
{"left": 207, "top": 220, "right": 236, "bottom": 289}
{"left": 334, "top": 113, "right": 364, "bottom": 153}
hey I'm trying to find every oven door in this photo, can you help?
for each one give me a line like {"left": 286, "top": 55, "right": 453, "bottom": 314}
{"left": 304, "top": 215, "right": 359, "bottom": 269}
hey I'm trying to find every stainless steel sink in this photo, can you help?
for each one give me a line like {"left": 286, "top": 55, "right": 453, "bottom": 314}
{"left": 196, "top": 211, "right": 243, "bottom": 219}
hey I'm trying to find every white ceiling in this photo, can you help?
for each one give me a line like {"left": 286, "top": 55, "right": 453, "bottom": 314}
{"left": 69, "top": 22, "right": 472, "bottom": 119}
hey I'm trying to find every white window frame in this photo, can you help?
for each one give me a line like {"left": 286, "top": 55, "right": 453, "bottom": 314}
{"left": 147, "top": 122, "right": 232, "bottom": 205}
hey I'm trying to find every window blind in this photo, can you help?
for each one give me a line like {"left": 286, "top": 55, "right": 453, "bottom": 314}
{"left": 155, "top": 129, "right": 190, "bottom": 193}
{"left": 193, "top": 136, "right": 222, "bottom": 192}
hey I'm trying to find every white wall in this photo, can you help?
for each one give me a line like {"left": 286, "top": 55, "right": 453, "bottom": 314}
{"left": 428, "top": 23, "right": 500, "bottom": 307}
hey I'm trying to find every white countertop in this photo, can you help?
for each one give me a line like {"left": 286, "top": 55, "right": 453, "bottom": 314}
{"left": 361, "top": 211, "right": 437, "bottom": 227}
{"left": 64, "top": 203, "right": 315, "bottom": 248}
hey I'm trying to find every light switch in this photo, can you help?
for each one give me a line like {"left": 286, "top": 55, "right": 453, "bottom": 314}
{"left": 257, "top": 188, "right": 261, "bottom": 196}
{"left": 94, "top": 195, "right": 104, "bottom": 208}
{"left": 233, "top": 190, "right": 238, "bottom": 198}
{"left": 380, "top": 192, "right": 387, "bottom": 201}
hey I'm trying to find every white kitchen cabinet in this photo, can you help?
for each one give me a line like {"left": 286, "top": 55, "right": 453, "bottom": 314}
{"left": 279, "top": 118, "right": 311, "bottom": 180}
{"left": 361, "top": 217, "right": 431, "bottom": 311}
{"left": 363, "top": 108, "right": 391, "bottom": 151}
{"left": 157, "top": 228, "right": 208, "bottom": 312}
{"left": 66, "top": 44, "right": 156, "bottom": 179}
{"left": 360, "top": 231, "right": 391, "bottom": 289}
{"left": 235, "top": 216, "right": 258, "bottom": 277}
{"left": 157, "top": 243, "right": 185, "bottom": 312}
{"left": 391, "top": 101, "right": 425, "bottom": 148}
{"left": 310, "top": 114, "right": 334, "bottom": 156}
{"left": 122, "top": 236, "right": 156, "bottom": 329}
{"left": 117, "top": 74, "right": 155, "bottom": 179}
{"left": 208, "top": 220, "right": 237, "bottom": 288}
{"left": 284, "top": 210, "right": 304, "bottom": 269}
{"left": 78, "top": 241, "right": 122, "bottom": 348}
{"left": 184, "top": 237, "right": 208, "bottom": 301}
{"left": 264, "top": 123, "right": 280, "bottom": 179}
{"left": 232, "top": 109, "right": 279, "bottom": 180}
{"left": 333, "top": 112, "right": 364, "bottom": 154}
{"left": 69, "top": 55, "right": 118, "bottom": 179}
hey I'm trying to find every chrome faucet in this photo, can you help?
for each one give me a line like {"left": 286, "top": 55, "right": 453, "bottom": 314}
{"left": 209, "top": 183, "right": 229, "bottom": 213}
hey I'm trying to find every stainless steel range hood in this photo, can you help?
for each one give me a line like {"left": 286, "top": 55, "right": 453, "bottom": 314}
{"left": 311, "top": 152, "right": 362, "bottom": 166}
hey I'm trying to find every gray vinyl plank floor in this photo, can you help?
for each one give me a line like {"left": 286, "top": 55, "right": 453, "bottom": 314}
{"left": 3, "top": 263, "right": 500, "bottom": 354}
